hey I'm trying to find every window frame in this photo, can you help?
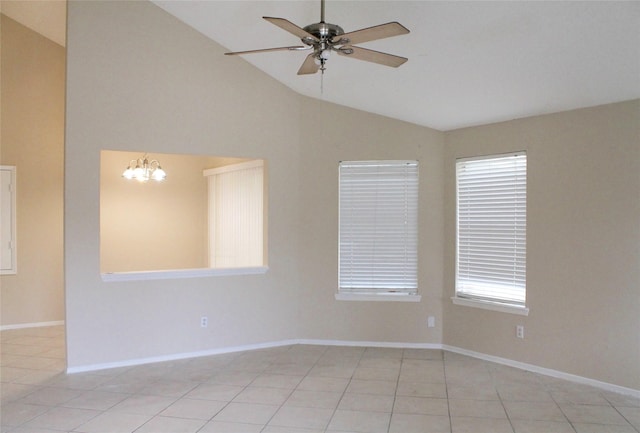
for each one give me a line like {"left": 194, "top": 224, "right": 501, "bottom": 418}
{"left": 337, "top": 160, "right": 421, "bottom": 302}
{"left": 453, "top": 152, "right": 529, "bottom": 315}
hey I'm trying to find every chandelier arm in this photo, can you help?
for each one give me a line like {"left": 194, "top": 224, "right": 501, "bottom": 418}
{"left": 123, "top": 154, "right": 166, "bottom": 182}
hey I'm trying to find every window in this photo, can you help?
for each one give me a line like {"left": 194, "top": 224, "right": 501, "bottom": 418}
{"left": 455, "top": 152, "right": 527, "bottom": 313}
{"left": 204, "top": 160, "right": 265, "bottom": 268}
{"left": 338, "top": 160, "right": 418, "bottom": 298}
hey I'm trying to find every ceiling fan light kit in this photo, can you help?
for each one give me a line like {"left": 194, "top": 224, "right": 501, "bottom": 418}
{"left": 225, "top": 0, "right": 409, "bottom": 75}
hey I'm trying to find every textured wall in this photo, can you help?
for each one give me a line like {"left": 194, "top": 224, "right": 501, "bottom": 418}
{"left": 443, "top": 100, "right": 640, "bottom": 390}
{"left": 0, "top": 15, "right": 65, "bottom": 327}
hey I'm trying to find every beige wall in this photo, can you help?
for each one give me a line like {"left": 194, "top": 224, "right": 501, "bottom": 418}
{"left": 65, "top": 0, "right": 639, "bottom": 392}
{"left": 297, "top": 98, "right": 445, "bottom": 344}
{"left": 65, "top": 0, "right": 446, "bottom": 369}
{"left": 443, "top": 100, "right": 640, "bottom": 390}
{"left": 65, "top": 0, "right": 303, "bottom": 368}
{"left": 0, "top": 15, "right": 65, "bottom": 327}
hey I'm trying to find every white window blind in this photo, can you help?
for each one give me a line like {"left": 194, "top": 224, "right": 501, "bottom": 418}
{"left": 339, "top": 160, "right": 418, "bottom": 294}
{"left": 204, "top": 160, "right": 264, "bottom": 268}
{"left": 456, "top": 152, "right": 527, "bottom": 306}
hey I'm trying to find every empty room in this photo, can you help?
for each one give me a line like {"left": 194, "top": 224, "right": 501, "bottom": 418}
{"left": 1, "top": 1, "right": 639, "bottom": 432}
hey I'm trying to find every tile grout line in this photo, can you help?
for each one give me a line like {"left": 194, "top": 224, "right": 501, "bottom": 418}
{"left": 442, "top": 351, "right": 454, "bottom": 433}
{"left": 546, "top": 380, "right": 580, "bottom": 433}
{"left": 385, "top": 349, "right": 405, "bottom": 433}
{"left": 253, "top": 343, "right": 331, "bottom": 433}
{"left": 600, "top": 389, "right": 640, "bottom": 433}
{"left": 323, "top": 345, "right": 366, "bottom": 433}
{"left": 3, "top": 327, "right": 639, "bottom": 433}
{"left": 493, "top": 375, "right": 519, "bottom": 433}
{"left": 610, "top": 403, "right": 640, "bottom": 433}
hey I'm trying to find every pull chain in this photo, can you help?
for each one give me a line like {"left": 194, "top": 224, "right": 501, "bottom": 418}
{"left": 320, "top": 57, "right": 326, "bottom": 95}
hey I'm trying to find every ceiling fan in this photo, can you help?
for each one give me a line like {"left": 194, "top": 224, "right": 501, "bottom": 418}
{"left": 224, "top": 0, "right": 410, "bottom": 75}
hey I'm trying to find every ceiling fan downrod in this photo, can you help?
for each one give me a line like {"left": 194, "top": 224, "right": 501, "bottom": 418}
{"left": 224, "top": 0, "right": 410, "bottom": 76}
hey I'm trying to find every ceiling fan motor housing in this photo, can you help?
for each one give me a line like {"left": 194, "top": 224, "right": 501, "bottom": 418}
{"left": 302, "top": 22, "right": 345, "bottom": 43}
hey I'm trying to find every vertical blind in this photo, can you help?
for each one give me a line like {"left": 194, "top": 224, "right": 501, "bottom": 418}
{"left": 204, "top": 160, "right": 264, "bottom": 268}
{"left": 339, "top": 160, "right": 418, "bottom": 294}
{"left": 456, "top": 152, "right": 527, "bottom": 305}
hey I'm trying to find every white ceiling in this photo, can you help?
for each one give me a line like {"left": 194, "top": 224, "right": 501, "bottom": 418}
{"left": 153, "top": 0, "right": 640, "bottom": 131}
{"left": 3, "top": 1, "right": 638, "bottom": 131}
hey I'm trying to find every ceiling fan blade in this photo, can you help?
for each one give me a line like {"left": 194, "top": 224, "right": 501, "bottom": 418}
{"left": 332, "top": 22, "right": 409, "bottom": 45}
{"left": 225, "top": 46, "right": 309, "bottom": 56}
{"left": 297, "top": 53, "right": 320, "bottom": 75}
{"left": 337, "top": 45, "right": 408, "bottom": 68}
{"left": 263, "top": 17, "right": 319, "bottom": 42}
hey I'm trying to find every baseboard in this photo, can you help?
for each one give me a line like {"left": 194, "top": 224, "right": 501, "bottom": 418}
{"left": 66, "top": 337, "right": 639, "bottom": 398}
{"left": 298, "top": 338, "right": 441, "bottom": 350}
{"left": 0, "top": 320, "right": 65, "bottom": 331}
{"left": 442, "top": 344, "right": 640, "bottom": 399}
{"left": 66, "top": 339, "right": 300, "bottom": 374}
{"left": 66, "top": 338, "right": 439, "bottom": 374}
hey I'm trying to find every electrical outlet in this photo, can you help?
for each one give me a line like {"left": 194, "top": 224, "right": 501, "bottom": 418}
{"left": 516, "top": 325, "right": 524, "bottom": 339}
{"left": 427, "top": 316, "right": 436, "bottom": 328}
{"left": 201, "top": 316, "right": 208, "bottom": 328}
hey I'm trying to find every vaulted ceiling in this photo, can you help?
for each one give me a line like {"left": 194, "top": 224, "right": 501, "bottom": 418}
{"left": 154, "top": 1, "right": 640, "bottom": 130}
{"left": 4, "top": 1, "right": 639, "bottom": 131}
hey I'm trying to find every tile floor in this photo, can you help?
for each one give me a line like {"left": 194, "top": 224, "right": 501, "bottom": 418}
{"left": 1, "top": 326, "right": 639, "bottom": 433}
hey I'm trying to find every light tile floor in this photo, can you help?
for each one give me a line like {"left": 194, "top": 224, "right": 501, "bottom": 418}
{"left": 1, "top": 326, "right": 639, "bottom": 433}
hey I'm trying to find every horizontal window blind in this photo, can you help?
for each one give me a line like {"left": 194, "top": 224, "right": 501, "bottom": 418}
{"left": 456, "top": 153, "right": 526, "bottom": 305}
{"left": 339, "top": 160, "right": 418, "bottom": 294}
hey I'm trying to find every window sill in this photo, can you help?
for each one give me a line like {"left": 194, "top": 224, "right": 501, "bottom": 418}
{"left": 336, "top": 293, "right": 422, "bottom": 302}
{"left": 102, "top": 266, "right": 269, "bottom": 282}
{"left": 451, "top": 297, "right": 529, "bottom": 316}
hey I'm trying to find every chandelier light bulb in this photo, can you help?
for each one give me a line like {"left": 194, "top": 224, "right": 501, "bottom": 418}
{"left": 152, "top": 166, "right": 166, "bottom": 181}
{"left": 133, "top": 165, "right": 145, "bottom": 180}
{"left": 122, "top": 167, "right": 135, "bottom": 179}
{"left": 123, "top": 154, "right": 166, "bottom": 183}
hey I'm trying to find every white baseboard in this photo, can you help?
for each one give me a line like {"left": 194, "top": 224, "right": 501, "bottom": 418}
{"left": 298, "top": 339, "right": 441, "bottom": 350}
{"left": 0, "top": 320, "right": 65, "bottom": 331}
{"left": 66, "top": 337, "right": 639, "bottom": 399}
{"left": 66, "top": 339, "right": 440, "bottom": 374}
{"left": 442, "top": 345, "right": 640, "bottom": 399}
{"left": 66, "top": 339, "right": 300, "bottom": 374}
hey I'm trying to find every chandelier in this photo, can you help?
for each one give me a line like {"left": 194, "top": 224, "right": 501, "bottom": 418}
{"left": 122, "top": 154, "right": 166, "bottom": 182}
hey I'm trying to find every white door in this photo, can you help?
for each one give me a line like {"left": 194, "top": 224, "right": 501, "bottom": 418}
{"left": 1, "top": 166, "right": 17, "bottom": 274}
